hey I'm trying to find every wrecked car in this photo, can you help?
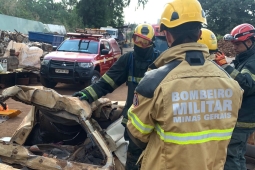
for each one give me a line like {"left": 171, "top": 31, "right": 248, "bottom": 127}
{"left": 0, "top": 85, "right": 127, "bottom": 170}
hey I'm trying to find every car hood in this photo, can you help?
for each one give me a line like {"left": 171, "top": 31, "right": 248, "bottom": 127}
{"left": 44, "top": 51, "right": 98, "bottom": 62}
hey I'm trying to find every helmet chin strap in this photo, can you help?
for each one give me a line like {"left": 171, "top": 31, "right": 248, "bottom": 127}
{"left": 242, "top": 38, "right": 255, "bottom": 50}
{"left": 242, "top": 41, "right": 250, "bottom": 50}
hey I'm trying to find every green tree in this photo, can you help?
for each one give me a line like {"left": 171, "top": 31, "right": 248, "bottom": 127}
{"left": 76, "top": 0, "right": 131, "bottom": 28}
{"left": 76, "top": 0, "right": 110, "bottom": 28}
{"left": 0, "top": 0, "right": 83, "bottom": 32}
{"left": 199, "top": 0, "right": 255, "bottom": 35}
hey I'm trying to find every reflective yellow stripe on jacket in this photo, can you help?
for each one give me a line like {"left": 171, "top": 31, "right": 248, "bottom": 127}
{"left": 102, "top": 74, "right": 117, "bottom": 89}
{"left": 128, "top": 108, "right": 154, "bottom": 134}
{"left": 241, "top": 69, "right": 255, "bottom": 81}
{"left": 156, "top": 124, "right": 233, "bottom": 145}
{"left": 236, "top": 122, "right": 255, "bottom": 128}
{"left": 128, "top": 76, "right": 142, "bottom": 84}
{"left": 129, "top": 109, "right": 234, "bottom": 145}
{"left": 85, "top": 86, "right": 98, "bottom": 100}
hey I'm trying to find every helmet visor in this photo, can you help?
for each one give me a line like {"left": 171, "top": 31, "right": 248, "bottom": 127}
{"left": 223, "top": 34, "right": 236, "bottom": 41}
{"left": 224, "top": 30, "right": 255, "bottom": 41}
{"left": 133, "top": 34, "right": 152, "bottom": 48}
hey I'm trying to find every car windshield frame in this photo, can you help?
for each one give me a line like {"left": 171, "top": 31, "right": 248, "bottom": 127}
{"left": 57, "top": 39, "right": 99, "bottom": 54}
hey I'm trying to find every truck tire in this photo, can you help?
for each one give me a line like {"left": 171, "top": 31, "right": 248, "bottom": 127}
{"left": 40, "top": 76, "right": 58, "bottom": 88}
{"left": 84, "top": 70, "right": 100, "bottom": 87}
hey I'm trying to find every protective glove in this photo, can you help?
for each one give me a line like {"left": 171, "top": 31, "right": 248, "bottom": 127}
{"left": 215, "top": 51, "right": 228, "bottom": 66}
{"left": 72, "top": 90, "right": 89, "bottom": 101}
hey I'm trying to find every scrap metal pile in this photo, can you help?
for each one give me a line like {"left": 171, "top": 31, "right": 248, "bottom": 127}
{"left": 0, "top": 30, "right": 53, "bottom": 57}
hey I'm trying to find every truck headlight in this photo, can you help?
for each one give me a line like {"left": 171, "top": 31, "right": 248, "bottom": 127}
{"left": 41, "top": 59, "right": 50, "bottom": 65}
{"left": 78, "top": 62, "right": 94, "bottom": 68}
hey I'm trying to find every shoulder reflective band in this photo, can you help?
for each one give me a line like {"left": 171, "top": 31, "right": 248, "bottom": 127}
{"left": 128, "top": 108, "right": 154, "bottom": 134}
{"left": 155, "top": 124, "right": 233, "bottom": 145}
{"left": 85, "top": 86, "right": 98, "bottom": 101}
{"left": 236, "top": 122, "right": 255, "bottom": 128}
{"left": 102, "top": 74, "right": 117, "bottom": 89}
{"left": 241, "top": 69, "right": 255, "bottom": 81}
{"left": 128, "top": 76, "right": 142, "bottom": 84}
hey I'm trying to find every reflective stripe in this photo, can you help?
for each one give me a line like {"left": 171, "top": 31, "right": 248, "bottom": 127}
{"left": 122, "top": 117, "right": 128, "bottom": 124}
{"left": 241, "top": 69, "right": 255, "bottom": 81}
{"left": 128, "top": 76, "right": 142, "bottom": 83}
{"left": 128, "top": 108, "right": 154, "bottom": 134}
{"left": 102, "top": 74, "right": 117, "bottom": 89}
{"left": 155, "top": 124, "right": 233, "bottom": 145}
{"left": 230, "top": 69, "right": 239, "bottom": 79}
{"left": 85, "top": 86, "right": 98, "bottom": 101}
{"left": 236, "top": 122, "right": 255, "bottom": 128}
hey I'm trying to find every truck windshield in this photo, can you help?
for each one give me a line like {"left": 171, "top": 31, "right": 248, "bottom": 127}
{"left": 106, "top": 30, "right": 116, "bottom": 35}
{"left": 57, "top": 39, "right": 99, "bottom": 54}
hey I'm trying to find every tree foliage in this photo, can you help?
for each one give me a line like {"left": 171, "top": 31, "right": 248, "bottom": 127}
{"left": 76, "top": 0, "right": 131, "bottom": 28}
{"left": 0, "top": 0, "right": 84, "bottom": 31}
{"left": 199, "top": 0, "right": 255, "bottom": 35}
{"left": 0, "top": 0, "right": 148, "bottom": 32}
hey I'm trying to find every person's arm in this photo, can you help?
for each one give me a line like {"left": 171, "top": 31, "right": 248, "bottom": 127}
{"left": 127, "top": 65, "right": 171, "bottom": 148}
{"left": 127, "top": 87, "right": 163, "bottom": 148}
{"left": 73, "top": 52, "right": 130, "bottom": 103}
{"left": 224, "top": 61, "right": 255, "bottom": 96}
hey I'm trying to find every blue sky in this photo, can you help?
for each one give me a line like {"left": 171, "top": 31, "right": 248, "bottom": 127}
{"left": 123, "top": 0, "right": 170, "bottom": 25}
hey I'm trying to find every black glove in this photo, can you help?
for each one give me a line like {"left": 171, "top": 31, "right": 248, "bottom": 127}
{"left": 72, "top": 90, "right": 89, "bottom": 101}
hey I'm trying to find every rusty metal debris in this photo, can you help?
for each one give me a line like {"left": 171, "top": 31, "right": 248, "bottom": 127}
{"left": 0, "top": 86, "right": 126, "bottom": 170}
{"left": 0, "top": 30, "right": 53, "bottom": 57}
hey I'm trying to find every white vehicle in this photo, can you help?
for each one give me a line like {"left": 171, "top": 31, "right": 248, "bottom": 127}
{"left": 100, "top": 26, "right": 126, "bottom": 54}
{"left": 100, "top": 26, "right": 119, "bottom": 39}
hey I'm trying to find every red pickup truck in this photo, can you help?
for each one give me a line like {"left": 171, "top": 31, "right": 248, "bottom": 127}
{"left": 40, "top": 33, "right": 121, "bottom": 88}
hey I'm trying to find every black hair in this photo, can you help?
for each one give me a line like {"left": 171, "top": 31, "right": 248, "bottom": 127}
{"left": 162, "top": 22, "right": 202, "bottom": 46}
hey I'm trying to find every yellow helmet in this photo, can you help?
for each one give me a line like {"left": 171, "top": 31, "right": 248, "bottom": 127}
{"left": 160, "top": 0, "right": 207, "bottom": 29}
{"left": 133, "top": 24, "right": 155, "bottom": 48}
{"left": 198, "top": 28, "right": 218, "bottom": 51}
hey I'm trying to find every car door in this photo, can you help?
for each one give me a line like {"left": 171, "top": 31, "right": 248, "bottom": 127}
{"left": 104, "top": 41, "right": 115, "bottom": 67}
{"left": 99, "top": 41, "right": 111, "bottom": 74}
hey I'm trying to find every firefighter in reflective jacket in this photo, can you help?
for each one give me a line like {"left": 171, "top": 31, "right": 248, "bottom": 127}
{"left": 73, "top": 23, "right": 160, "bottom": 170}
{"left": 127, "top": 0, "right": 243, "bottom": 170}
{"left": 218, "top": 23, "right": 255, "bottom": 170}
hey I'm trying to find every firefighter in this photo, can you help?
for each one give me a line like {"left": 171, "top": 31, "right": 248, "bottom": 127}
{"left": 217, "top": 23, "right": 255, "bottom": 170}
{"left": 72, "top": 23, "right": 160, "bottom": 170}
{"left": 198, "top": 28, "right": 227, "bottom": 62}
{"left": 126, "top": 0, "right": 243, "bottom": 170}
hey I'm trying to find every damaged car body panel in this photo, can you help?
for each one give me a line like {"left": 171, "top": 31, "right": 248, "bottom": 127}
{"left": 0, "top": 85, "right": 126, "bottom": 170}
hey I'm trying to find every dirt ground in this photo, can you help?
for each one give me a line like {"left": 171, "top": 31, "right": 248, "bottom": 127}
{"left": 0, "top": 47, "right": 133, "bottom": 138}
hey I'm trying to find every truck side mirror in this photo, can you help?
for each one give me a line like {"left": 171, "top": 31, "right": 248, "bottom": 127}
{"left": 52, "top": 46, "right": 58, "bottom": 51}
{"left": 101, "top": 49, "right": 109, "bottom": 55}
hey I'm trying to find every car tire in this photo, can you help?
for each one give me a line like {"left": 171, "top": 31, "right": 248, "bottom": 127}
{"left": 40, "top": 76, "right": 58, "bottom": 88}
{"left": 84, "top": 70, "right": 101, "bottom": 87}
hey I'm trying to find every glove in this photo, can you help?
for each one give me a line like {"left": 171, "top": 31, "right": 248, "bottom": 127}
{"left": 215, "top": 51, "right": 228, "bottom": 66}
{"left": 72, "top": 90, "right": 89, "bottom": 101}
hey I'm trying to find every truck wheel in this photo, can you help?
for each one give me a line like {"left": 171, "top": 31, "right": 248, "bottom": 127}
{"left": 84, "top": 70, "right": 100, "bottom": 87}
{"left": 40, "top": 76, "right": 58, "bottom": 88}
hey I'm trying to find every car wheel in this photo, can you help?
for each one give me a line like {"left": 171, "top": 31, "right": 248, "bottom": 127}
{"left": 84, "top": 70, "right": 100, "bottom": 87}
{"left": 40, "top": 76, "right": 58, "bottom": 88}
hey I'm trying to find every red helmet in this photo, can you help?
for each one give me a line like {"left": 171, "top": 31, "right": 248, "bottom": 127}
{"left": 223, "top": 23, "right": 255, "bottom": 42}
